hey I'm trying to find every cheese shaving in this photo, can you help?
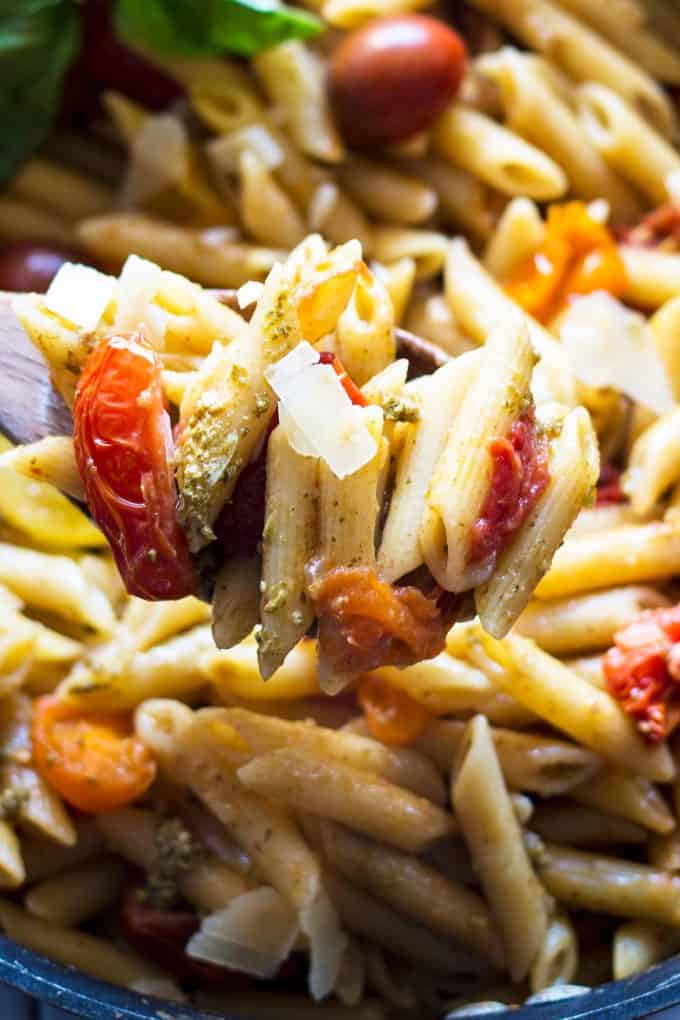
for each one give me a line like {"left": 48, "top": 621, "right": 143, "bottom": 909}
{"left": 45, "top": 263, "right": 117, "bottom": 332}
{"left": 114, "top": 255, "right": 164, "bottom": 345}
{"left": 560, "top": 292, "right": 675, "bottom": 416}
{"left": 122, "top": 113, "right": 187, "bottom": 207}
{"left": 265, "top": 342, "right": 382, "bottom": 478}
{"left": 186, "top": 887, "right": 299, "bottom": 979}
{"left": 237, "top": 280, "right": 264, "bottom": 309}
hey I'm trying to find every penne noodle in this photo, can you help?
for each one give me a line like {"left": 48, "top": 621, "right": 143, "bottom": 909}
{"left": 191, "top": 707, "right": 445, "bottom": 803}
{"left": 416, "top": 718, "right": 601, "bottom": 795}
{"left": 480, "top": 50, "right": 640, "bottom": 219}
{"left": 212, "top": 556, "right": 261, "bottom": 653}
{"left": 477, "top": 630, "right": 676, "bottom": 782}
{"left": 238, "top": 748, "right": 456, "bottom": 852}
{"left": 336, "top": 270, "right": 396, "bottom": 387}
{"left": 369, "top": 227, "right": 449, "bottom": 281}
{"left": 78, "top": 213, "right": 283, "bottom": 289}
{"left": 483, "top": 196, "right": 545, "bottom": 280}
{"left": 258, "top": 428, "right": 318, "bottom": 676}
{"left": 554, "top": 0, "right": 680, "bottom": 83}
{"left": 475, "top": 405, "right": 599, "bottom": 638}
{"left": 421, "top": 317, "right": 535, "bottom": 592}
{"left": 25, "top": 857, "right": 126, "bottom": 927}
{"left": 239, "top": 149, "right": 307, "bottom": 250}
{"left": 529, "top": 913, "right": 578, "bottom": 994}
{"left": 0, "top": 436, "right": 84, "bottom": 503}
{"left": 535, "top": 521, "right": 680, "bottom": 599}
{"left": 469, "top": 0, "right": 675, "bottom": 135}
{"left": 205, "top": 635, "right": 321, "bottom": 703}
{"left": 613, "top": 921, "right": 680, "bottom": 980}
{"left": 527, "top": 838, "right": 680, "bottom": 926}
{"left": 624, "top": 408, "right": 680, "bottom": 516}
{"left": 570, "top": 768, "right": 675, "bottom": 834}
{"left": 433, "top": 105, "right": 567, "bottom": 200}
{"left": 370, "top": 259, "right": 415, "bottom": 326}
{"left": 337, "top": 156, "right": 437, "bottom": 226}
{"left": 0, "top": 899, "right": 182, "bottom": 996}
{"left": 403, "top": 157, "right": 499, "bottom": 243}
{"left": 515, "top": 586, "right": 667, "bottom": 655}
{"left": 648, "top": 830, "right": 680, "bottom": 872}
{"left": 0, "top": 195, "right": 75, "bottom": 247}
{"left": 254, "top": 43, "right": 344, "bottom": 164}
{"left": 21, "top": 819, "right": 104, "bottom": 883}
{"left": 321, "top": 821, "right": 505, "bottom": 969}
{"left": 0, "top": 822, "right": 24, "bottom": 889}
{"left": 9, "top": 158, "right": 113, "bottom": 221}
{"left": 443, "top": 238, "right": 576, "bottom": 407}
{"left": 377, "top": 351, "right": 479, "bottom": 582}
{"left": 530, "top": 801, "right": 647, "bottom": 847}
{"left": 619, "top": 246, "right": 680, "bottom": 310}
{"left": 404, "top": 292, "right": 475, "bottom": 357}
{"left": 578, "top": 84, "right": 680, "bottom": 204}
{"left": 452, "top": 715, "right": 549, "bottom": 981}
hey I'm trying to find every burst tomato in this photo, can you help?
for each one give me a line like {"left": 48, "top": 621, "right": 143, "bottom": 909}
{"left": 74, "top": 330, "right": 196, "bottom": 600}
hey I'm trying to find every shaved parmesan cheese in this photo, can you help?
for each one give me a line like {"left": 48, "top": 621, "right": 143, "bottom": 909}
{"left": 266, "top": 342, "right": 382, "bottom": 478}
{"left": 122, "top": 113, "right": 187, "bottom": 207}
{"left": 587, "top": 199, "right": 610, "bottom": 224}
{"left": 114, "top": 255, "right": 164, "bottom": 344}
{"left": 560, "top": 292, "right": 675, "bottom": 416}
{"left": 45, "top": 263, "right": 117, "bottom": 331}
{"left": 237, "top": 280, "right": 264, "bottom": 309}
{"left": 300, "top": 892, "right": 348, "bottom": 1001}
{"left": 186, "top": 887, "right": 298, "bottom": 979}
{"left": 208, "top": 125, "right": 284, "bottom": 176}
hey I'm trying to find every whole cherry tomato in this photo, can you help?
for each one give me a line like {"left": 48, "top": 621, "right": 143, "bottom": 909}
{"left": 74, "top": 330, "right": 196, "bottom": 600}
{"left": 0, "top": 243, "right": 85, "bottom": 293}
{"left": 328, "top": 15, "right": 467, "bottom": 148}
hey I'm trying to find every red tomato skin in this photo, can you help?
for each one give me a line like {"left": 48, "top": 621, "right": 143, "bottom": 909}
{"left": 74, "top": 332, "right": 196, "bottom": 600}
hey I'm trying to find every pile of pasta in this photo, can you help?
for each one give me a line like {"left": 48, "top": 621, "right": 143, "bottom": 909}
{"left": 6, "top": 0, "right": 680, "bottom": 1015}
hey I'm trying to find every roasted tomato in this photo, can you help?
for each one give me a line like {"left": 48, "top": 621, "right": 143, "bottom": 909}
{"left": 74, "top": 330, "right": 196, "bottom": 600}
{"left": 32, "top": 696, "right": 156, "bottom": 813}
{"left": 505, "top": 201, "right": 627, "bottom": 324}
{"left": 358, "top": 673, "right": 432, "bottom": 745}
{"left": 469, "top": 407, "right": 550, "bottom": 569}
{"left": 310, "top": 566, "right": 457, "bottom": 673}
{"left": 596, "top": 463, "right": 625, "bottom": 506}
{"left": 603, "top": 606, "right": 680, "bottom": 742}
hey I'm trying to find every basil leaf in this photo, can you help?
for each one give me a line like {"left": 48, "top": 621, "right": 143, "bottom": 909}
{"left": 116, "top": 0, "right": 322, "bottom": 58}
{"left": 0, "top": 0, "right": 80, "bottom": 186}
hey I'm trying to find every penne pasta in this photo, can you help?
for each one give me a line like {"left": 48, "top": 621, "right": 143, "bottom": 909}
{"left": 570, "top": 768, "right": 675, "bottom": 834}
{"left": 527, "top": 838, "right": 680, "bottom": 926}
{"left": 337, "top": 156, "right": 437, "bottom": 226}
{"left": 452, "top": 715, "right": 549, "bottom": 981}
{"left": 480, "top": 50, "right": 640, "bottom": 219}
{"left": 321, "top": 821, "right": 505, "bottom": 969}
{"left": 212, "top": 556, "right": 261, "bottom": 653}
{"left": 469, "top": 0, "right": 675, "bottom": 134}
{"left": 535, "top": 521, "right": 680, "bottom": 599}
{"left": 483, "top": 196, "right": 545, "bottom": 280}
{"left": 530, "top": 801, "right": 647, "bottom": 847}
{"left": 443, "top": 238, "right": 576, "bottom": 407}
{"left": 433, "top": 105, "right": 567, "bottom": 200}
{"left": 416, "top": 718, "right": 601, "bottom": 795}
{"left": 238, "top": 748, "right": 455, "bottom": 852}
{"left": 475, "top": 405, "right": 599, "bottom": 638}
{"left": 477, "top": 629, "right": 676, "bottom": 781}
{"left": 619, "top": 246, "right": 680, "bottom": 310}
{"left": 25, "top": 857, "right": 126, "bottom": 926}
{"left": 578, "top": 84, "right": 680, "bottom": 204}
{"left": 624, "top": 408, "right": 680, "bottom": 516}
{"left": 529, "top": 913, "right": 578, "bottom": 993}
{"left": 613, "top": 921, "right": 680, "bottom": 980}
{"left": 515, "top": 586, "right": 667, "bottom": 655}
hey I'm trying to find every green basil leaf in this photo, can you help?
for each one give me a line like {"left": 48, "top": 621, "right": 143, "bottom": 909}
{"left": 116, "top": 0, "right": 322, "bottom": 59}
{"left": 0, "top": 0, "right": 80, "bottom": 186}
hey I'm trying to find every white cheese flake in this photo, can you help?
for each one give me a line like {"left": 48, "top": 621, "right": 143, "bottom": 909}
{"left": 237, "top": 280, "right": 264, "bottom": 309}
{"left": 114, "top": 255, "right": 164, "bottom": 344}
{"left": 560, "top": 292, "right": 675, "bottom": 416}
{"left": 45, "top": 263, "right": 117, "bottom": 331}
{"left": 265, "top": 342, "right": 381, "bottom": 478}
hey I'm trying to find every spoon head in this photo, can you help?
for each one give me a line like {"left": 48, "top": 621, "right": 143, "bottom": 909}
{"left": 0, "top": 292, "right": 73, "bottom": 446}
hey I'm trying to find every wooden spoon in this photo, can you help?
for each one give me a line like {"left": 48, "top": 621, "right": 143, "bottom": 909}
{"left": 0, "top": 290, "right": 451, "bottom": 447}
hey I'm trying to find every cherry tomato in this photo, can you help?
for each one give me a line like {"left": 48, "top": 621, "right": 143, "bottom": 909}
{"left": 32, "top": 696, "right": 156, "bottom": 813}
{"left": 328, "top": 15, "right": 467, "bottom": 148}
{"left": 0, "top": 243, "right": 85, "bottom": 293}
{"left": 358, "top": 673, "right": 432, "bottom": 745}
{"left": 74, "top": 330, "right": 196, "bottom": 600}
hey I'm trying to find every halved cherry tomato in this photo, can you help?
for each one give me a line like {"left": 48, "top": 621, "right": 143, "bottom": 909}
{"left": 74, "top": 330, "right": 196, "bottom": 600}
{"left": 358, "top": 674, "right": 432, "bottom": 745}
{"left": 505, "top": 201, "right": 627, "bottom": 324}
{"left": 603, "top": 606, "right": 680, "bottom": 742}
{"left": 32, "top": 696, "right": 156, "bottom": 813}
